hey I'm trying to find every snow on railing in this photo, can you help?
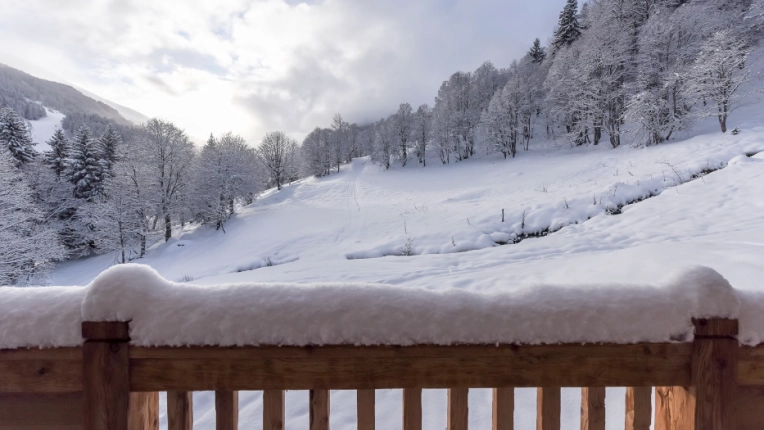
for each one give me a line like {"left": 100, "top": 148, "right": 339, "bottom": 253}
{"left": 1, "top": 264, "right": 763, "bottom": 430}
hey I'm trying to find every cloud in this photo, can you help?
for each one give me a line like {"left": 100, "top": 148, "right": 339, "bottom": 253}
{"left": 0, "top": 0, "right": 562, "bottom": 144}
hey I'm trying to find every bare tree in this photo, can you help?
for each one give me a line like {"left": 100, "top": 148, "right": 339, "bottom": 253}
{"left": 257, "top": 131, "right": 296, "bottom": 190}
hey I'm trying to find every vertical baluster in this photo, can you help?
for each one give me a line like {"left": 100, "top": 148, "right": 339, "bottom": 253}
{"left": 129, "top": 392, "right": 159, "bottom": 430}
{"left": 310, "top": 390, "right": 330, "bottom": 430}
{"left": 402, "top": 388, "right": 422, "bottom": 430}
{"left": 357, "top": 389, "right": 375, "bottom": 430}
{"left": 580, "top": 388, "right": 605, "bottom": 430}
{"left": 448, "top": 388, "right": 468, "bottom": 430}
{"left": 536, "top": 387, "right": 560, "bottom": 430}
{"left": 263, "top": 390, "right": 284, "bottom": 430}
{"left": 625, "top": 387, "right": 650, "bottom": 430}
{"left": 215, "top": 391, "right": 238, "bottom": 430}
{"left": 492, "top": 388, "right": 514, "bottom": 430}
{"left": 168, "top": 392, "right": 193, "bottom": 430}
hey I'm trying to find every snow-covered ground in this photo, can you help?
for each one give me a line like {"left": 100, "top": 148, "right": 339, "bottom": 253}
{"left": 27, "top": 107, "right": 65, "bottom": 153}
{"left": 41, "top": 95, "right": 764, "bottom": 429}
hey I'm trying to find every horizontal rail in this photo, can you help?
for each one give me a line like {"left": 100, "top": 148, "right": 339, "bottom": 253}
{"left": 6, "top": 343, "right": 764, "bottom": 393}
{"left": 128, "top": 343, "right": 693, "bottom": 391}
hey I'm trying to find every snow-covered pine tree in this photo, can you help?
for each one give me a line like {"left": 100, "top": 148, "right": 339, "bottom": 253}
{"left": 98, "top": 124, "right": 122, "bottom": 176}
{"left": 0, "top": 150, "right": 63, "bottom": 284}
{"left": 43, "top": 129, "right": 69, "bottom": 180}
{"left": 528, "top": 38, "right": 547, "bottom": 63}
{"left": 65, "top": 125, "right": 107, "bottom": 200}
{"left": 553, "top": 0, "right": 583, "bottom": 51}
{"left": 0, "top": 106, "right": 37, "bottom": 166}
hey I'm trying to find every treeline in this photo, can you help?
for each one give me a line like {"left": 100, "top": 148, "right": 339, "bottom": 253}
{"left": 303, "top": 0, "right": 762, "bottom": 173}
{"left": 0, "top": 105, "right": 302, "bottom": 284}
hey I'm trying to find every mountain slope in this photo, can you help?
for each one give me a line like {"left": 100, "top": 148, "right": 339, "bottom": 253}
{"left": 0, "top": 63, "right": 130, "bottom": 123}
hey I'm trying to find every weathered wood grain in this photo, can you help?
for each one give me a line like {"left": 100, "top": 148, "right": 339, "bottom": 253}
{"left": 310, "top": 389, "right": 329, "bottom": 430}
{"left": 82, "top": 322, "right": 130, "bottom": 342}
{"left": 624, "top": 387, "right": 651, "bottom": 430}
{"left": 83, "top": 341, "right": 130, "bottom": 430}
{"left": 167, "top": 391, "right": 193, "bottom": 430}
{"left": 214, "top": 391, "right": 238, "bottom": 430}
{"left": 356, "top": 389, "right": 375, "bottom": 430}
{"left": 448, "top": 388, "right": 468, "bottom": 430}
{"left": 128, "top": 392, "right": 159, "bottom": 430}
{"left": 692, "top": 319, "right": 738, "bottom": 430}
{"left": 536, "top": 387, "right": 560, "bottom": 430}
{"left": 654, "top": 387, "right": 695, "bottom": 430}
{"left": 402, "top": 388, "right": 422, "bottom": 430}
{"left": 263, "top": 390, "right": 285, "bottom": 430}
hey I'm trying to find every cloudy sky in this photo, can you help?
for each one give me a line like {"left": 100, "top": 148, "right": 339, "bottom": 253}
{"left": 0, "top": 0, "right": 563, "bottom": 143}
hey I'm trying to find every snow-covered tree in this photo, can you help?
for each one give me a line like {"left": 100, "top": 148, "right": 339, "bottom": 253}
{"left": 193, "top": 132, "right": 261, "bottom": 230}
{"left": 257, "top": 131, "right": 296, "bottom": 191}
{"left": 136, "top": 118, "right": 195, "bottom": 242}
{"left": 372, "top": 119, "right": 394, "bottom": 169}
{"left": 412, "top": 104, "right": 431, "bottom": 166}
{"left": 480, "top": 84, "right": 518, "bottom": 159}
{"left": 432, "top": 72, "right": 474, "bottom": 161}
{"left": 683, "top": 29, "right": 755, "bottom": 133}
{"left": 0, "top": 150, "right": 63, "bottom": 284}
{"left": 527, "top": 38, "right": 547, "bottom": 63}
{"left": 553, "top": 0, "right": 583, "bottom": 51}
{"left": 65, "top": 125, "right": 107, "bottom": 200}
{"left": 329, "top": 113, "right": 348, "bottom": 173}
{"left": 301, "top": 128, "right": 333, "bottom": 177}
{"left": 0, "top": 106, "right": 37, "bottom": 166}
{"left": 43, "top": 129, "right": 69, "bottom": 180}
{"left": 393, "top": 103, "right": 413, "bottom": 166}
{"left": 98, "top": 124, "right": 121, "bottom": 176}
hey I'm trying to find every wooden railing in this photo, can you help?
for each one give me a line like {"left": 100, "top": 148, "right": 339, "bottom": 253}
{"left": 2, "top": 318, "right": 764, "bottom": 429}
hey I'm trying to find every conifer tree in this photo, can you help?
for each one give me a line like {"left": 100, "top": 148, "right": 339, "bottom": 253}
{"left": 97, "top": 124, "right": 121, "bottom": 176}
{"left": 553, "top": 0, "right": 583, "bottom": 50}
{"left": 527, "top": 38, "right": 547, "bottom": 63}
{"left": 0, "top": 107, "right": 37, "bottom": 166}
{"left": 65, "top": 125, "right": 107, "bottom": 200}
{"left": 43, "top": 129, "right": 69, "bottom": 180}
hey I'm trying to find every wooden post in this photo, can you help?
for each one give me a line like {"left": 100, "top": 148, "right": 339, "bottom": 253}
{"left": 167, "top": 392, "right": 193, "bottom": 430}
{"left": 580, "top": 387, "right": 605, "bottom": 430}
{"left": 448, "top": 388, "right": 468, "bottom": 430}
{"left": 655, "top": 318, "right": 739, "bottom": 430}
{"left": 536, "top": 387, "right": 560, "bottom": 430}
{"left": 492, "top": 388, "right": 513, "bottom": 430}
{"left": 128, "top": 392, "right": 159, "bottom": 430}
{"left": 625, "top": 387, "right": 651, "bottom": 430}
{"left": 310, "top": 389, "right": 329, "bottom": 430}
{"left": 263, "top": 390, "right": 285, "bottom": 430}
{"left": 215, "top": 391, "right": 238, "bottom": 430}
{"left": 402, "top": 388, "right": 422, "bottom": 430}
{"left": 82, "top": 321, "right": 131, "bottom": 430}
{"left": 357, "top": 389, "right": 375, "bottom": 430}
{"left": 691, "top": 318, "right": 738, "bottom": 430}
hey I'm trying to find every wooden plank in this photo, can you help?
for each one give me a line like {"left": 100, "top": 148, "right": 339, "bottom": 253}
{"left": 624, "top": 387, "right": 651, "bottom": 430}
{"left": 536, "top": 387, "right": 560, "bottom": 430}
{"left": 654, "top": 387, "right": 695, "bottom": 430}
{"left": 0, "top": 348, "right": 82, "bottom": 394}
{"left": 448, "top": 388, "right": 468, "bottom": 430}
{"left": 263, "top": 390, "right": 285, "bottom": 430}
{"left": 580, "top": 387, "right": 605, "bottom": 430}
{"left": 167, "top": 391, "right": 193, "bottom": 430}
{"left": 739, "top": 345, "right": 764, "bottom": 386}
{"left": 214, "top": 391, "right": 238, "bottom": 430}
{"left": 129, "top": 343, "right": 692, "bottom": 391}
{"left": 82, "top": 322, "right": 130, "bottom": 342}
{"left": 356, "top": 389, "right": 375, "bottom": 430}
{"left": 0, "top": 392, "right": 82, "bottom": 429}
{"left": 402, "top": 388, "right": 421, "bottom": 430}
{"left": 83, "top": 341, "right": 130, "bottom": 430}
{"left": 737, "top": 385, "right": 764, "bottom": 430}
{"left": 310, "top": 389, "right": 329, "bottom": 430}
{"left": 492, "top": 388, "right": 513, "bottom": 430}
{"left": 692, "top": 319, "right": 738, "bottom": 430}
{"left": 128, "top": 392, "right": 159, "bottom": 430}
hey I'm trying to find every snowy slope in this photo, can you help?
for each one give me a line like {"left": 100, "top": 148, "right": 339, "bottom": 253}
{"left": 45, "top": 100, "right": 764, "bottom": 429}
{"left": 27, "top": 107, "right": 65, "bottom": 153}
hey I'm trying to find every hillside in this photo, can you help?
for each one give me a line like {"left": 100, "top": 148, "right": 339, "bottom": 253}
{"left": 0, "top": 63, "right": 128, "bottom": 123}
{"left": 47, "top": 100, "right": 764, "bottom": 429}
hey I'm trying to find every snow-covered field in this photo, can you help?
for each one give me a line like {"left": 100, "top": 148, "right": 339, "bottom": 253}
{"left": 27, "top": 107, "right": 65, "bottom": 152}
{"left": 41, "top": 96, "right": 764, "bottom": 429}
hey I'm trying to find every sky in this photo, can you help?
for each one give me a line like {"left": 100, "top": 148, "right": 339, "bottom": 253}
{"left": 0, "top": 0, "right": 563, "bottom": 144}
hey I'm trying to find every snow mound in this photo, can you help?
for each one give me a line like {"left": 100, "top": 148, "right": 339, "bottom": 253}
{"left": 75, "top": 263, "right": 743, "bottom": 347}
